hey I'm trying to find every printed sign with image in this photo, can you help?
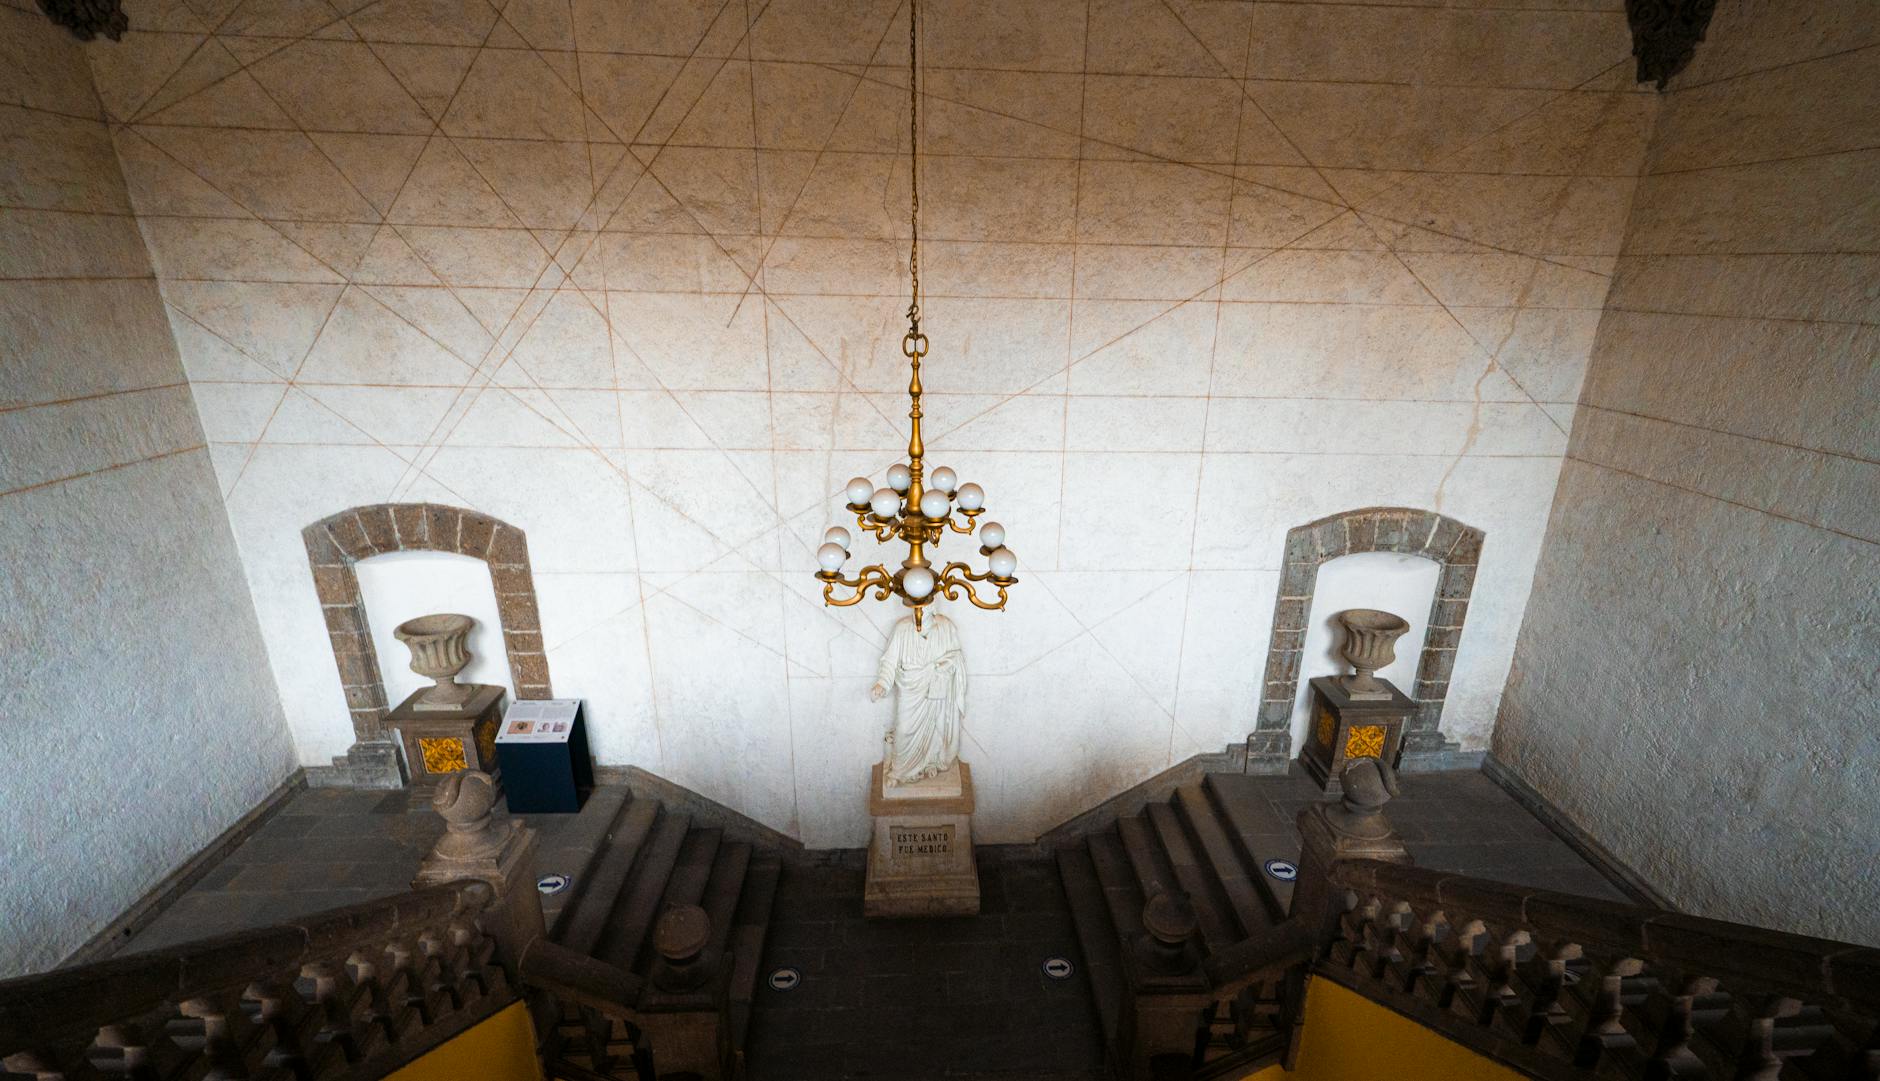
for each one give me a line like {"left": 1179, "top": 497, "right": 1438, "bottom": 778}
{"left": 497, "top": 699, "right": 581, "bottom": 744}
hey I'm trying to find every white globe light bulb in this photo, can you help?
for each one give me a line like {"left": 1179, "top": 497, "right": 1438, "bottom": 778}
{"left": 902, "top": 566, "right": 935, "bottom": 599}
{"left": 988, "top": 547, "right": 1017, "bottom": 578}
{"left": 956, "top": 482, "right": 985, "bottom": 511}
{"left": 930, "top": 466, "right": 957, "bottom": 493}
{"left": 870, "top": 488, "right": 901, "bottom": 519}
{"left": 919, "top": 489, "right": 951, "bottom": 519}
{"left": 845, "top": 476, "right": 874, "bottom": 505}
{"left": 886, "top": 463, "right": 912, "bottom": 492}
{"left": 816, "top": 542, "right": 847, "bottom": 572}
{"left": 978, "top": 521, "right": 1005, "bottom": 549}
{"left": 823, "top": 526, "right": 851, "bottom": 549}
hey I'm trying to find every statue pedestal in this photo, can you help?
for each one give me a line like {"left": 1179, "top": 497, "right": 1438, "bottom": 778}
{"left": 1299, "top": 675, "right": 1413, "bottom": 796}
{"left": 864, "top": 761, "right": 979, "bottom": 918}
{"left": 391, "top": 683, "right": 505, "bottom": 789}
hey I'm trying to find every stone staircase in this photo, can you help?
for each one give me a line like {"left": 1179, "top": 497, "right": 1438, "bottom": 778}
{"left": 1057, "top": 773, "right": 1298, "bottom": 1079}
{"left": 529, "top": 787, "right": 784, "bottom": 1080}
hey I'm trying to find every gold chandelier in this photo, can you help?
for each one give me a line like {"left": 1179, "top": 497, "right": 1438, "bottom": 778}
{"left": 814, "top": 0, "right": 1018, "bottom": 627}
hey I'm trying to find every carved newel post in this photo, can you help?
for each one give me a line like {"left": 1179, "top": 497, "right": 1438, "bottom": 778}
{"left": 414, "top": 770, "right": 542, "bottom": 968}
{"left": 1291, "top": 758, "right": 1411, "bottom": 935}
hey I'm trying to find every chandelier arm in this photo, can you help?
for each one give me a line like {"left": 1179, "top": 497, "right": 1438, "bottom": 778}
{"left": 819, "top": 564, "right": 895, "bottom": 607}
{"left": 936, "top": 562, "right": 1013, "bottom": 611}
{"left": 850, "top": 510, "right": 899, "bottom": 542}
{"left": 943, "top": 510, "right": 981, "bottom": 535}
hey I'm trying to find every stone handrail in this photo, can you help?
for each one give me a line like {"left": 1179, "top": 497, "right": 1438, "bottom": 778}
{"left": 1316, "top": 858, "right": 1880, "bottom": 1079}
{"left": 0, "top": 880, "right": 513, "bottom": 1078}
{"left": 1202, "top": 918, "right": 1317, "bottom": 997}
{"left": 518, "top": 937, "right": 644, "bottom": 1016}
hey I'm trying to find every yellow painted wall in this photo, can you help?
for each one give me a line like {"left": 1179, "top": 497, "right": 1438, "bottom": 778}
{"left": 385, "top": 1002, "right": 543, "bottom": 1081}
{"left": 1234, "top": 977, "right": 1525, "bottom": 1081}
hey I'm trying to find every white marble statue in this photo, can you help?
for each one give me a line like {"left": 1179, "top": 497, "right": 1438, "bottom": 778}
{"left": 870, "top": 612, "right": 967, "bottom": 786}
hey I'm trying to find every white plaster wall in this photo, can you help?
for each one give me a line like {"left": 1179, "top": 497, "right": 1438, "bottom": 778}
{"left": 1292, "top": 552, "right": 1439, "bottom": 751}
{"left": 81, "top": 0, "right": 1658, "bottom": 844}
{"left": 1495, "top": 0, "right": 1880, "bottom": 945}
{"left": 0, "top": 3, "right": 295, "bottom": 977}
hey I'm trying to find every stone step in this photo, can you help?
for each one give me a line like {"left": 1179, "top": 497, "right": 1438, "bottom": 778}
{"left": 662, "top": 827, "right": 724, "bottom": 910}
{"left": 1086, "top": 830, "right": 1147, "bottom": 945}
{"left": 726, "top": 855, "right": 781, "bottom": 1072}
{"left": 1055, "top": 846, "right": 1123, "bottom": 1048}
{"left": 1147, "top": 802, "right": 1237, "bottom": 954}
{"left": 643, "top": 834, "right": 745, "bottom": 1006}
{"left": 1174, "top": 784, "right": 1279, "bottom": 935}
{"left": 595, "top": 810, "right": 692, "bottom": 972}
{"left": 1116, "top": 814, "right": 1176, "bottom": 900}
{"left": 553, "top": 797, "right": 661, "bottom": 955}
{"left": 534, "top": 787, "right": 633, "bottom": 935}
{"left": 700, "top": 841, "right": 751, "bottom": 962}
{"left": 1203, "top": 774, "right": 1292, "bottom": 920}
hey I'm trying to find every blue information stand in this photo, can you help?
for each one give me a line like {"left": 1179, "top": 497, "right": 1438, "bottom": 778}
{"left": 495, "top": 699, "right": 593, "bottom": 814}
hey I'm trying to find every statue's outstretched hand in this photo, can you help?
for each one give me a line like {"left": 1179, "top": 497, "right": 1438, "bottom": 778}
{"left": 869, "top": 683, "right": 887, "bottom": 702}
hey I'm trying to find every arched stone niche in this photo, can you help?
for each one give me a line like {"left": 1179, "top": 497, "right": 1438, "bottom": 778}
{"left": 1247, "top": 506, "right": 1484, "bottom": 771}
{"left": 303, "top": 503, "right": 550, "bottom": 742}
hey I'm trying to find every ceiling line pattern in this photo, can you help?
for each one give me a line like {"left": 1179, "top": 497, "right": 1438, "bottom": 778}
{"left": 82, "top": 0, "right": 1659, "bottom": 843}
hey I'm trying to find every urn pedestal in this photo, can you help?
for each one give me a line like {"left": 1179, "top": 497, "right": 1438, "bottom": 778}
{"left": 863, "top": 761, "right": 979, "bottom": 918}
{"left": 390, "top": 683, "right": 506, "bottom": 789}
{"left": 1298, "top": 675, "right": 1413, "bottom": 796}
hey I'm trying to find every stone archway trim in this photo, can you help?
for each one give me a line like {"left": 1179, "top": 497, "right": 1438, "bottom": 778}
{"left": 303, "top": 503, "right": 550, "bottom": 741}
{"left": 1247, "top": 506, "right": 1484, "bottom": 768}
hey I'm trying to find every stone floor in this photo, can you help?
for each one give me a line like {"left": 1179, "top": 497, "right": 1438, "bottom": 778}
{"left": 1208, "top": 767, "right": 1631, "bottom": 914}
{"left": 121, "top": 766, "right": 1632, "bottom": 1075}
{"left": 124, "top": 784, "right": 619, "bottom": 953}
{"left": 745, "top": 847, "right": 1105, "bottom": 1081}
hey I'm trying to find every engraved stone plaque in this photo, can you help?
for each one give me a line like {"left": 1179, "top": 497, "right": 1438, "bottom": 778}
{"left": 891, "top": 825, "right": 954, "bottom": 858}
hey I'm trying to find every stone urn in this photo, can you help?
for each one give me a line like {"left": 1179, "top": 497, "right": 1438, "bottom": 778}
{"left": 394, "top": 612, "right": 478, "bottom": 710}
{"left": 1337, "top": 608, "right": 1411, "bottom": 701}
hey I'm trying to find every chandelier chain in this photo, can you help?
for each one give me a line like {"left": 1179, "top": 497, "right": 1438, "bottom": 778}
{"left": 906, "top": 0, "right": 920, "bottom": 330}
{"left": 814, "top": 0, "right": 1016, "bottom": 622}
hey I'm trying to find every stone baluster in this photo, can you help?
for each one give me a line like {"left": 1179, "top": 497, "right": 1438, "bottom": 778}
{"left": 241, "top": 977, "right": 331, "bottom": 1075}
{"left": 1477, "top": 930, "right": 1533, "bottom": 1029}
{"left": 346, "top": 947, "right": 413, "bottom": 1047}
{"left": 1737, "top": 996, "right": 1836, "bottom": 1079}
{"left": 1519, "top": 943, "right": 1581, "bottom": 1046}
{"left": 178, "top": 992, "right": 289, "bottom": 1078}
{"left": 382, "top": 936, "right": 444, "bottom": 1025}
{"left": 300, "top": 958, "right": 385, "bottom": 1063}
{"left": 94, "top": 1019, "right": 195, "bottom": 1077}
{"left": 1435, "top": 919, "right": 1488, "bottom": 1013}
{"left": 1331, "top": 893, "right": 1381, "bottom": 972}
{"left": 1573, "top": 957, "right": 1644, "bottom": 1068}
{"left": 1737, "top": 1010, "right": 1787, "bottom": 1081}
{"left": 1647, "top": 975, "right": 1718, "bottom": 1079}
{"left": 1401, "top": 909, "right": 1449, "bottom": 997}
{"left": 2, "top": 1043, "right": 100, "bottom": 1080}
{"left": 1367, "top": 901, "right": 1414, "bottom": 982}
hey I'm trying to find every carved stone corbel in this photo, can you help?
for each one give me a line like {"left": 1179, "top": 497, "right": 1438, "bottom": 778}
{"left": 37, "top": 0, "right": 127, "bottom": 41}
{"left": 1626, "top": 0, "right": 1719, "bottom": 89}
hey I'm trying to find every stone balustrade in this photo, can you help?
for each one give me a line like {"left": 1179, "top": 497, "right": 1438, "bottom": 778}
{"left": 1102, "top": 757, "right": 1880, "bottom": 1081}
{"left": 0, "top": 881, "right": 512, "bottom": 1080}
{"left": 1316, "top": 859, "right": 1880, "bottom": 1080}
